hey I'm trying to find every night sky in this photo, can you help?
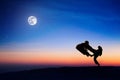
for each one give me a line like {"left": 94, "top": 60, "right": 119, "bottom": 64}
{"left": 0, "top": 0, "right": 120, "bottom": 73}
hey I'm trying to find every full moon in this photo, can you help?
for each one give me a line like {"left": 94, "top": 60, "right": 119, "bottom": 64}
{"left": 28, "top": 16, "right": 37, "bottom": 25}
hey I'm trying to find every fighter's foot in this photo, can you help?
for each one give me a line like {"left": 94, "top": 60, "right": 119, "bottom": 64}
{"left": 97, "top": 64, "right": 100, "bottom": 67}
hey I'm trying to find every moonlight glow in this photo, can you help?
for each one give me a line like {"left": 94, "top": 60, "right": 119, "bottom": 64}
{"left": 28, "top": 16, "right": 37, "bottom": 25}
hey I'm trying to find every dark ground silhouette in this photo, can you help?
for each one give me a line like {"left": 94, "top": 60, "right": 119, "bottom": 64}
{"left": 0, "top": 66, "right": 120, "bottom": 80}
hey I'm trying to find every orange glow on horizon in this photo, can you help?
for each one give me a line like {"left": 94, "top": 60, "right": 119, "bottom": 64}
{"left": 0, "top": 50, "right": 120, "bottom": 66}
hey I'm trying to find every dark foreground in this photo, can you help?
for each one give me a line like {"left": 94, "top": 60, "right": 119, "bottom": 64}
{"left": 0, "top": 66, "right": 120, "bottom": 80}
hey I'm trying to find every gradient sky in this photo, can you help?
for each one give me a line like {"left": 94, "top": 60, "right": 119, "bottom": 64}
{"left": 0, "top": 0, "right": 120, "bottom": 72}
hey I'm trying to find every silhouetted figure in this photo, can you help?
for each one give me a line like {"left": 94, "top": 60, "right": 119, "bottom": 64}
{"left": 76, "top": 41, "right": 93, "bottom": 57}
{"left": 92, "top": 46, "right": 103, "bottom": 66}
{"left": 76, "top": 41, "right": 103, "bottom": 66}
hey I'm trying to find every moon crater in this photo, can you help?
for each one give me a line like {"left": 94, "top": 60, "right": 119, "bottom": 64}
{"left": 28, "top": 16, "right": 37, "bottom": 25}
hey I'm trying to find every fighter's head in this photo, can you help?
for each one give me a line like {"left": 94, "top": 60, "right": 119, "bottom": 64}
{"left": 85, "top": 41, "right": 89, "bottom": 44}
{"left": 98, "top": 46, "right": 103, "bottom": 56}
{"left": 98, "top": 46, "right": 102, "bottom": 50}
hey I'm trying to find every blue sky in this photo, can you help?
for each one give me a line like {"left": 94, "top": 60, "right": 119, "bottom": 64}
{"left": 1, "top": 0, "right": 120, "bottom": 45}
{"left": 0, "top": 0, "right": 120, "bottom": 57}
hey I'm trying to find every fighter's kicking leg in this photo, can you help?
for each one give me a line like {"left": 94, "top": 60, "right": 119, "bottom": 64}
{"left": 94, "top": 55, "right": 100, "bottom": 66}
{"left": 82, "top": 50, "right": 93, "bottom": 57}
